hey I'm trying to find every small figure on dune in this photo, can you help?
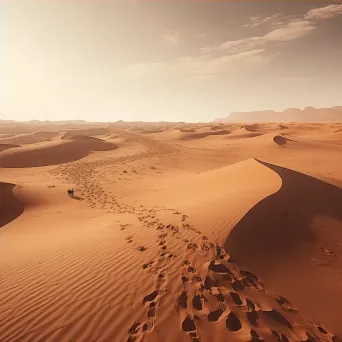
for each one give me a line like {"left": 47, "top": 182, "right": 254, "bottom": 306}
{"left": 67, "top": 188, "right": 74, "bottom": 197}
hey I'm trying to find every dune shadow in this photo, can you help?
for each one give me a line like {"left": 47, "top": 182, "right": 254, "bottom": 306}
{"left": 273, "top": 135, "right": 297, "bottom": 146}
{"left": 0, "top": 182, "right": 24, "bottom": 228}
{"left": 0, "top": 138, "right": 118, "bottom": 168}
{"left": 225, "top": 160, "right": 342, "bottom": 265}
{"left": 181, "top": 130, "right": 230, "bottom": 140}
{"left": 0, "top": 144, "right": 21, "bottom": 152}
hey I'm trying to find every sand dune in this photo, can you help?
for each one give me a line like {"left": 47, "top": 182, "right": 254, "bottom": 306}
{"left": 0, "top": 131, "right": 59, "bottom": 145}
{"left": 0, "top": 120, "right": 341, "bottom": 341}
{"left": 226, "top": 160, "right": 342, "bottom": 335}
{"left": 61, "top": 127, "right": 110, "bottom": 139}
{"left": 180, "top": 129, "right": 230, "bottom": 140}
{"left": 0, "top": 144, "right": 20, "bottom": 152}
{"left": 0, "top": 136, "right": 118, "bottom": 168}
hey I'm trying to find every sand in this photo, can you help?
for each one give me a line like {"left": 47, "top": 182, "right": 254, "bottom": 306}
{"left": 1, "top": 121, "right": 341, "bottom": 342}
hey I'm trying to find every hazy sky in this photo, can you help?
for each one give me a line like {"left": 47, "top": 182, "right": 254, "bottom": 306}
{"left": 2, "top": 1, "right": 342, "bottom": 122}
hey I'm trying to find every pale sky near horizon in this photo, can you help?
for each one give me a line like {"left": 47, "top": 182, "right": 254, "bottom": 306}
{"left": 2, "top": 1, "right": 342, "bottom": 122}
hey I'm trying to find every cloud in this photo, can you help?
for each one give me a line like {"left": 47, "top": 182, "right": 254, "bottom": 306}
{"left": 162, "top": 33, "right": 180, "bottom": 45}
{"left": 305, "top": 4, "right": 342, "bottom": 21}
{"left": 221, "top": 20, "right": 314, "bottom": 53}
{"left": 222, "top": 4, "right": 342, "bottom": 54}
{"left": 263, "top": 20, "right": 315, "bottom": 42}
{"left": 243, "top": 14, "right": 281, "bottom": 28}
{"left": 196, "top": 33, "right": 208, "bottom": 38}
{"left": 123, "top": 4, "right": 342, "bottom": 80}
{"left": 123, "top": 48, "right": 273, "bottom": 80}
{"left": 176, "top": 49, "right": 271, "bottom": 76}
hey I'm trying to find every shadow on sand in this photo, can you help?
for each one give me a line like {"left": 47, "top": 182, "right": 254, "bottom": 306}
{"left": 225, "top": 159, "right": 342, "bottom": 265}
{"left": 0, "top": 182, "right": 24, "bottom": 229}
{"left": 70, "top": 195, "right": 84, "bottom": 201}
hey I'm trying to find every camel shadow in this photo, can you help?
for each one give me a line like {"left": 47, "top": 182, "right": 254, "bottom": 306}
{"left": 225, "top": 159, "right": 342, "bottom": 265}
{"left": 70, "top": 195, "right": 84, "bottom": 201}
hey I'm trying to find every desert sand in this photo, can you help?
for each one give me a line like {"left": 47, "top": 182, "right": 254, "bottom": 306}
{"left": 1, "top": 121, "right": 342, "bottom": 342}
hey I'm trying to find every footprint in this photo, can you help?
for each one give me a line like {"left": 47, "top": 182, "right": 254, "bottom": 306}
{"left": 246, "top": 310, "right": 259, "bottom": 327}
{"left": 208, "top": 261, "right": 232, "bottom": 274}
{"left": 192, "top": 294, "right": 205, "bottom": 311}
{"left": 216, "top": 293, "right": 226, "bottom": 311}
{"left": 261, "top": 309, "right": 292, "bottom": 329}
{"left": 310, "top": 257, "right": 331, "bottom": 266}
{"left": 187, "top": 242, "right": 198, "bottom": 251}
{"left": 216, "top": 246, "right": 230, "bottom": 261}
{"left": 187, "top": 265, "right": 197, "bottom": 274}
{"left": 207, "top": 293, "right": 227, "bottom": 322}
{"left": 203, "top": 276, "right": 219, "bottom": 295}
{"left": 231, "top": 280, "right": 245, "bottom": 292}
{"left": 179, "top": 291, "right": 188, "bottom": 309}
{"left": 230, "top": 292, "right": 243, "bottom": 306}
{"left": 271, "top": 330, "right": 289, "bottom": 342}
{"left": 246, "top": 298, "right": 257, "bottom": 312}
{"left": 241, "top": 275, "right": 263, "bottom": 291}
{"left": 208, "top": 308, "right": 225, "bottom": 322}
{"left": 250, "top": 329, "right": 263, "bottom": 341}
{"left": 321, "top": 247, "right": 336, "bottom": 256}
{"left": 158, "top": 233, "right": 168, "bottom": 238}
{"left": 181, "top": 275, "right": 190, "bottom": 292}
{"left": 182, "top": 316, "right": 200, "bottom": 342}
{"left": 127, "top": 322, "right": 142, "bottom": 342}
{"left": 273, "top": 294, "right": 298, "bottom": 313}
{"left": 143, "top": 261, "right": 154, "bottom": 270}
{"left": 142, "top": 302, "right": 158, "bottom": 332}
{"left": 143, "top": 290, "right": 159, "bottom": 304}
{"left": 226, "top": 312, "right": 242, "bottom": 332}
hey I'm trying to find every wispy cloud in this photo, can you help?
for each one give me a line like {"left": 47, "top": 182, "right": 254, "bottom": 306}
{"left": 305, "top": 4, "right": 342, "bottom": 20}
{"left": 222, "top": 4, "right": 342, "bottom": 54}
{"left": 196, "top": 33, "right": 208, "bottom": 38}
{"left": 162, "top": 32, "right": 180, "bottom": 45}
{"left": 243, "top": 14, "right": 281, "bottom": 28}
{"left": 124, "top": 4, "right": 342, "bottom": 80}
{"left": 123, "top": 48, "right": 273, "bottom": 80}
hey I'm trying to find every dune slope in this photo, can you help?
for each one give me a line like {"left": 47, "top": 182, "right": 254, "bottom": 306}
{"left": 226, "top": 160, "right": 342, "bottom": 335}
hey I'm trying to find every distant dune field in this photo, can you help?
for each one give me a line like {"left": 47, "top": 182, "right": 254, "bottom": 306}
{"left": 0, "top": 120, "right": 341, "bottom": 342}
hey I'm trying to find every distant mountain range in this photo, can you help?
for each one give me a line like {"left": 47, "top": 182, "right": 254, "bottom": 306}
{"left": 215, "top": 106, "right": 342, "bottom": 123}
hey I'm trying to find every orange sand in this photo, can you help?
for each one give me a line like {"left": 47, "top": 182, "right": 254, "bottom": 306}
{"left": 0, "top": 121, "right": 341, "bottom": 342}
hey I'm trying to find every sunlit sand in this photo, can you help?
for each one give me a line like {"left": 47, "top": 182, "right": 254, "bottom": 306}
{"left": 1, "top": 120, "right": 341, "bottom": 341}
